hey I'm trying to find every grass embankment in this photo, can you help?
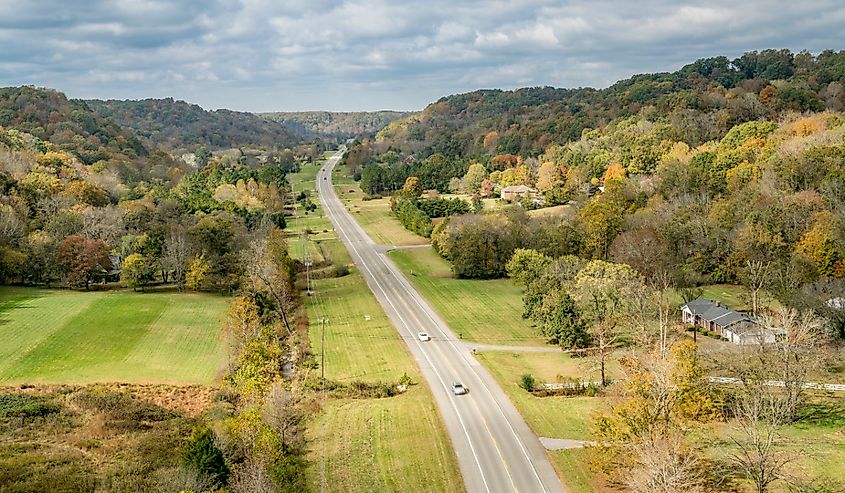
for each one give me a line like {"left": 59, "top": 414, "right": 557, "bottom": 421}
{"left": 290, "top": 165, "right": 464, "bottom": 492}
{"left": 333, "top": 170, "right": 429, "bottom": 247}
{"left": 0, "top": 287, "right": 228, "bottom": 385}
{"left": 388, "top": 246, "right": 545, "bottom": 346}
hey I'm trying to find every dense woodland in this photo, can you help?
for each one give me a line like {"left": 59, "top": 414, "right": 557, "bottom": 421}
{"left": 377, "top": 49, "right": 845, "bottom": 157}
{"left": 346, "top": 49, "right": 845, "bottom": 340}
{"left": 0, "top": 86, "right": 338, "bottom": 291}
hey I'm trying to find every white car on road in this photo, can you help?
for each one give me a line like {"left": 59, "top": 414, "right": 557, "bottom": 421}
{"left": 417, "top": 332, "right": 431, "bottom": 341}
{"left": 451, "top": 382, "right": 467, "bottom": 395}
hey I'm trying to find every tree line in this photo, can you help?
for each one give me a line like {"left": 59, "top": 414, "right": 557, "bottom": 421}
{"left": 377, "top": 49, "right": 845, "bottom": 159}
{"left": 0, "top": 121, "right": 317, "bottom": 293}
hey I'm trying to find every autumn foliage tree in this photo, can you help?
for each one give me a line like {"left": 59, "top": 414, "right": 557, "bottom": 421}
{"left": 121, "top": 253, "right": 154, "bottom": 291}
{"left": 593, "top": 341, "right": 720, "bottom": 492}
{"left": 572, "top": 260, "right": 645, "bottom": 386}
{"left": 55, "top": 235, "right": 110, "bottom": 289}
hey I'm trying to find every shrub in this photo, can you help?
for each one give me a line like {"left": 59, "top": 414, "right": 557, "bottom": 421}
{"left": 519, "top": 373, "right": 536, "bottom": 392}
{"left": 182, "top": 427, "right": 229, "bottom": 486}
{"left": 416, "top": 197, "right": 471, "bottom": 218}
{"left": 271, "top": 453, "right": 309, "bottom": 492}
{"left": 398, "top": 372, "right": 414, "bottom": 387}
{"left": 584, "top": 382, "right": 601, "bottom": 397}
{"left": 0, "top": 393, "right": 60, "bottom": 418}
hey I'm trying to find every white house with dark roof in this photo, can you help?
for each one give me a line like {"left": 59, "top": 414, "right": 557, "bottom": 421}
{"left": 681, "top": 298, "right": 777, "bottom": 345}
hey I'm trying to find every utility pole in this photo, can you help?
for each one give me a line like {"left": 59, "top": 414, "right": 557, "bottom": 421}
{"left": 302, "top": 231, "right": 313, "bottom": 296}
{"left": 320, "top": 318, "right": 327, "bottom": 380}
{"left": 319, "top": 319, "right": 327, "bottom": 493}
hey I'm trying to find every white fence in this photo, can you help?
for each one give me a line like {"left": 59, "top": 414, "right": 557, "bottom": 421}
{"left": 539, "top": 379, "right": 845, "bottom": 392}
{"left": 707, "top": 376, "right": 845, "bottom": 392}
{"left": 541, "top": 381, "right": 601, "bottom": 390}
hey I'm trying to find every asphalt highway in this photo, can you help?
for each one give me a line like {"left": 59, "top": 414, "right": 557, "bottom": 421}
{"left": 316, "top": 148, "right": 566, "bottom": 493}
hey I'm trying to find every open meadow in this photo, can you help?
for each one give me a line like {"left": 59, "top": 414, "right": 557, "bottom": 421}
{"left": 0, "top": 287, "right": 228, "bottom": 385}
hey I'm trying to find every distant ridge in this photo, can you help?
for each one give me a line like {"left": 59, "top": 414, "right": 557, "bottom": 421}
{"left": 261, "top": 110, "right": 410, "bottom": 138}
{"left": 86, "top": 97, "right": 303, "bottom": 150}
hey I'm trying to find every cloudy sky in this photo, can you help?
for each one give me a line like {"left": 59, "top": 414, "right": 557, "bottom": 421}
{"left": 0, "top": 1, "right": 843, "bottom": 112}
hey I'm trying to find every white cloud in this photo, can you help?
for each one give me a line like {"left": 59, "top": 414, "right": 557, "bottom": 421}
{"left": 0, "top": 0, "right": 841, "bottom": 111}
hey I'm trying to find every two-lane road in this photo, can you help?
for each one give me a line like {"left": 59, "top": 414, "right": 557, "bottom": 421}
{"left": 316, "top": 149, "right": 565, "bottom": 493}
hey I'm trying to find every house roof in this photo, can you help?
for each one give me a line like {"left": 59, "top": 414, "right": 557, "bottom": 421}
{"left": 501, "top": 185, "right": 535, "bottom": 193}
{"left": 681, "top": 298, "right": 715, "bottom": 316}
{"left": 725, "top": 320, "right": 772, "bottom": 338}
{"left": 681, "top": 297, "right": 754, "bottom": 328}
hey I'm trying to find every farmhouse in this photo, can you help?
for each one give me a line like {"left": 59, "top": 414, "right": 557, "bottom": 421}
{"left": 103, "top": 255, "right": 122, "bottom": 282}
{"left": 500, "top": 184, "right": 536, "bottom": 201}
{"left": 680, "top": 298, "right": 777, "bottom": 345}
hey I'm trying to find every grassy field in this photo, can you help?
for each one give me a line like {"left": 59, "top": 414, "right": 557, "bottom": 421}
{"left": 475, "top": 351, "right": 611, "bottom": 440}
{"left": 0, "top": 287, "right": 228, "bottom": 385}
{"left": 287, "top": 161, "right": 334, "bottom": 234}
{"left": 702, "top": 399, "right": 845, "bottom": 492}
{"left": 307, "top": 386, "right": 464, "bottom": 493}
{"left": 306, "top": 272, "right": 419, "bottom": 382}
{"left": 333, "top": 169, "right": 429, "bottom": 247}
{"left": 474, "top": 350, "right": 613, "bottom": 493}
{"left": 388, "top": 247, "right": 546, "bottom": 346}
{"left": 297, "top": 161, "right": 464, "bottom": 492}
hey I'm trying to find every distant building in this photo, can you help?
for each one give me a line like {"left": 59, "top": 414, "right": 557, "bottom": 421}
{"left": 500, "top": 184, "right": 536, "bottom": 201}
{"left": 103, "top": 255, "right": 122, "bottom": 282}
{"left": 827, "top": 297, "right": 845, "bottom": 310}
{"left": 179, "top": 153, "right": 198, "bottom": 168}
{"left": 681, "top": 298, "right": 777, "bottom": 345}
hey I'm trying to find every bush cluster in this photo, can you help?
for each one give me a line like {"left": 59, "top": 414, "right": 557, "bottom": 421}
{"left": 0, "top": 393, "right": 61, "bottom": 418}
{"left": 392, "top": 198, "right": 433, "bottom": 237}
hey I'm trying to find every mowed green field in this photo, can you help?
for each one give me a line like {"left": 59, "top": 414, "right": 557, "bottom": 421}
{"left": 476, "top": 351, "right": 608, "bottom": 440}
{"left": 306, "top": 271, "right": 419, "bottom": 382}
{"left": 0, "top": 287, "right": 228, "bottom": 385}
{"left": 308, "top": 385, "right": 463, "bottom": 493}
{"left": 287, "top": 162, "right": 334, "bottom": 234}
{"left": 388, "top": 247, "right": 546, "bottom": 346}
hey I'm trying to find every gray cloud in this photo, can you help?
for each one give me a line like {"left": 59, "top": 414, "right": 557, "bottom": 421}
{"left": 0, "top": 0, "right": 842, "bottom": 111}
